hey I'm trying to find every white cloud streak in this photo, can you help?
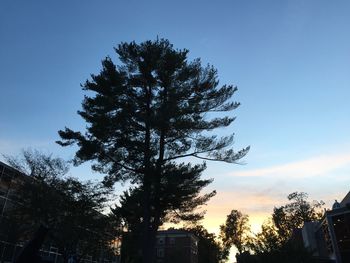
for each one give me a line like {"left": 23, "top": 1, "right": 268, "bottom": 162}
{"left": 230, "top": 153, "right": 350, "bottom": 178}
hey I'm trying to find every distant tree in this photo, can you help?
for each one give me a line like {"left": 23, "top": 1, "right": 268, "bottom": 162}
{"left": 57, "top": 39, "right": 249, "bottom": 263}
{"left": 5, "top": 150, "right": 117, "bottom": 262}
{"left": 272, "top": 192, "right": 324, "bottom": 242}
{"left": 249, "top": 220, "right": 313, "bottom": 263}
{"left": 249, "top": 220, "right": 282, "bottom": 254}
{"left": 220, "top": 210, "right": 251, "bottom": 255}
{"left": 182, "top": 225, "right": 227, "bottom": 263}
{"left": 246, "top": 192, "right": 324, "bottom": 263}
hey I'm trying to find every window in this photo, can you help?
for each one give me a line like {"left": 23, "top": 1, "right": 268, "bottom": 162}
{"left": 157, "top": 248, "right": 164, "bottom": 258}
{"left": 0, "top": 187, "right": 7, "bottom": 197}
{"left": 169, "top": 237, "right": 175, "bottom": 245}
{"left": 49, "top": 246, "right": 58, "bottom": 253}
{"left": 157, "top": 237, "right": 165, "bottom": 245}
{"left": 0, "top": 198, "right": 5, "bottom": 215}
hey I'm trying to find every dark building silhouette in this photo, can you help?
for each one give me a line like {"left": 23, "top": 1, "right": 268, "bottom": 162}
{"left": 302, "top": 191, "right": 350, "bottom": 263}
{"left": 0, "top": 161, "right": 29, "bottom": 261}
{"left": 0, "top": 160, "right": 120, "bottom": 262}
{"left": 0, "top": 161, "right": 24, "bottom": 241}
{"left": 120, "top": 229, "right": 198, "bottom": 263}
{"left": 155, "top": 230, "right": 198, "bottom": 263}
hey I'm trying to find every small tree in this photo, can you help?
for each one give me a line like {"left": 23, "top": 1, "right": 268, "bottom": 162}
{"left": 249, "top": 219, "right": 283, "bottom": 254}
{"left": 220, "top": 210, "right": 251, "bottom": 255}
{"left": 185, "top": 225, "right": 227, "bottom": 263}
{"left": 272, "top": 192, "right": 324, "bottom": 242}
{"left": 58, "top": 39, "right": 249, "bottom": 263}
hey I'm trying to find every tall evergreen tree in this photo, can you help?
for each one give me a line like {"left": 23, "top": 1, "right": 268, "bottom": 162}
{"left": 57, "top": 39, "right": 249, "bottom": 263}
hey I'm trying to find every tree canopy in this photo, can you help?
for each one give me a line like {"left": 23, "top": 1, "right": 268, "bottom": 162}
{"left": 57, "top": 39, "right": 248, "bottom": 263}
{"left": 220, "top": 209, "right": 251, "bottom": 255}
{"left": 185, "top": 225, "right": 228, "bottom": 263}
{"left": 272, "top": 191, "right": 324, "bottom": 241}
{"left": 242, "top": 192, "right": 324, "bottom": 263}
{"left": 217, "top": 193, "right": 324, "bottom": 263}
{"left": 5, "top": 150, "right": 117, "bottom": 262}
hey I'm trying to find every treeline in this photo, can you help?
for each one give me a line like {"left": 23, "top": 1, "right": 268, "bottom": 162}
{"left": 182, "top": 192, "right": 324, "bottom": 263}
{"left": 3, "top": 149, "right": 324, "bottom": 263}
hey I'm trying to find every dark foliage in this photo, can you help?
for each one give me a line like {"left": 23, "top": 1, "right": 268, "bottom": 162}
{"left": 57, "top": 39, "right": 248, "bottom": 263}
{"left": 272, "top": 192, "right": 324, "bottom": 242}
{"left": 220, "top": 209, "right": 251, "bottom": 255}
{"left": 5, "top": 150, "right": 117, "bottom": 262}
{"left": 243, "top": 192, "right": 324, "bottom": 263}
{"left": 185, "top": 225, "right": 227, "bottom": 263}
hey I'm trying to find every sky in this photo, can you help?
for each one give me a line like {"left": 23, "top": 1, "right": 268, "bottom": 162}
{"left": 1, "top": 0, "right": 350, "bottom": 259}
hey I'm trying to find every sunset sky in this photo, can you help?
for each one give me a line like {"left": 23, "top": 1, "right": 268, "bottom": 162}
{"left": 1, "top": 0, "right": 350, "bottom": 257}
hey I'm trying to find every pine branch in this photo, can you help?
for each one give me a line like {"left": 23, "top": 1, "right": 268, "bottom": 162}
{"left": 193, "top": 155, "right": 245, "bottom": 164}
{"left": 102, "top": 152, "right": 140, "bottom": 173}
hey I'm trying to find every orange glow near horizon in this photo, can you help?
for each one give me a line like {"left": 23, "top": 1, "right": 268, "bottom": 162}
{"left": 162, "top": 190, "right": 281, "bottom": 235}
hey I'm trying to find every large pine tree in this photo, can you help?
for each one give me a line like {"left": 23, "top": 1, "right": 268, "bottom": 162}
{"left": 58, "top": 39, "right": 249, "bottom": 263}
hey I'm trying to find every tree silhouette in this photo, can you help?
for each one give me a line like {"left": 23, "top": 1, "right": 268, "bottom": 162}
{"left": 272, "top": 192, "right": 324, "bottom": 242}
{"left": 6, "top": 150, "right": 116, "bottom": 262}
{"left": 220, "top": 209, "right": 251, "bottom": 255}
{"left": 246, "top": 192, "right": 324, "bottom": 263}
{"left": 185, "top": 225, "right": 227, "bottom": 263}
{"left": 57, "top": 39, "right": 249, "bottom": 263}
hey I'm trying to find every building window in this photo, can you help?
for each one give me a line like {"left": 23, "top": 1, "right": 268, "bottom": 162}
{"left": 157, "top": 248, "right": 164, "bottom": 258}
{"left": 169, "top": 237, "right": 175, "bottom": 245}
{"left": 0, "top": 187, "right": 7, "bottom": 197}
{"left": 157, "top": 237, "right": 165, "bottom": 245}
{"left": 0, "top": 198, "right": 5, "bottom": 215}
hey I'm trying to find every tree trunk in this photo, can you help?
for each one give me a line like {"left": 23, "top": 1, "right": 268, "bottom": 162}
{"left": 141, "top": 85, "right": 155, "bottom": 263}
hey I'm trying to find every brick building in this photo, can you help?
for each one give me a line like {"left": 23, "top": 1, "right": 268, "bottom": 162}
{"left": 155, "top": 229, "right": 198, "bottom": 263}
{"left": 120, "top": 229, "right": 198, "bottom": 263}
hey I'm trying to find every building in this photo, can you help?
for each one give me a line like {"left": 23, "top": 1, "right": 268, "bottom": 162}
{"left": 120, "top": 229, "right": 198, "bottom": 263}
{"left": 302, "top": 191, "right": 350, "bottom": 263}
{"left": 0, "top": 161, "right": 25, "bottom": 241}
{"left": 155, "top": 229, "right": 198, "bottom": 263}
{"left": 0, "top": 160, "right": 120, "bottom": 262}
{"left": 0, "top": 161, "right": 31, "bottom": 261}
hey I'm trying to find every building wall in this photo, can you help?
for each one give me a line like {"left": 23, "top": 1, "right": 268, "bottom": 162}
{"left": 155, "top": 231, "right": 198, "bottom": 263}
{"left": 0, "top": 161, "right": 120, "bottom": 263}
{"left": 0, "top": 161, "right": 23, "bottom": 242}
{"left": 302, "top": 222, "right": 319, "bottom": 256}
{"left": 302, "top": 191, "right": 350, "bottom": 263}
{"left": 328, "top": 210, "right": 350, "bottom": 263}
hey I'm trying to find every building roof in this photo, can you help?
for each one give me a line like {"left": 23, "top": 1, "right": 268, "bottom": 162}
{"left": 157, "top": 229, "right": 199, "bottom": 241}
{"left": 340, "top": 191, "right": 350, "bottom": 207}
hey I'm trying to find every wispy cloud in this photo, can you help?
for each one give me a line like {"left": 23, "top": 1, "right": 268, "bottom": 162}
{"left": 0, "top": 138, "right": 61, "bottom": 163}
{"left": 230, "top": 153, "right": 350, "bottom": 178}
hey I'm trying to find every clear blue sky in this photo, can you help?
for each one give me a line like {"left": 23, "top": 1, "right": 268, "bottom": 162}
{"left": 1, "top": 0, "right": 350, "bottom": 237}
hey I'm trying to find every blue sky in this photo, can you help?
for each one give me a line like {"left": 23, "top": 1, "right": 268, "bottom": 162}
{"left": 1, "top": 0, "right": 350, "bottom": 245}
